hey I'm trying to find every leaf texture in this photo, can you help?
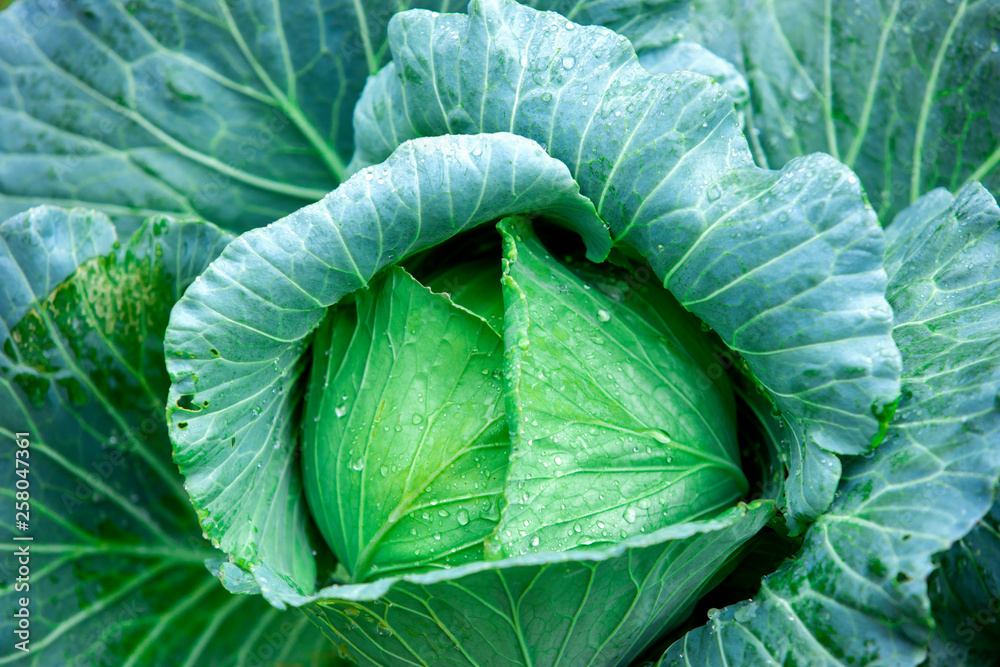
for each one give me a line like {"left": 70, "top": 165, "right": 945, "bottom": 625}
{"left": 348, "top": 0, "right": 902, "bottom": 528}
{"left": 492, "top": 217, "right": 746, "bottom": 557}
{"left": 163, "top": 132, "right": 611, "bottom": 593}
{"left": 0, "top": 207, "right": 337, "bottom": 666}
{"left": 658, "top": 183, "right": 1000, "bottom": 666}
{"left": 736, "top": 0, "right": 1000, "bottom": 221}
{"left": 303, "top": 267, "right": 509, "bottom": 582}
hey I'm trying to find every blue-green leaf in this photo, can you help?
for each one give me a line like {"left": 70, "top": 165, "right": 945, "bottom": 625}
{"left": 639, "top": 41, "right": 748, "bottom": 110}
{"left": 0, "top": 206, "right": 115, "bottom": 340}
{"left": 731, "top": 0, "right": 1000, "bottom": 221}
{"left": 0, "top": 208, "right": 337, "bottom": 666}
{"left": 0, "top": 0, "right": 672, "bottom": 236}
{"left": 305, "top": 501, "right": 773, "bottom": 666}
{"left": 659, "top": 182, "right": 1000, "bottom": 667}
{"left": 926, "top": 496, "right": 1000, "bottom": 665}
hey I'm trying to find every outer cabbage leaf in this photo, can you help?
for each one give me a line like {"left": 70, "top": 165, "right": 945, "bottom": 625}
{"left": 302, "top": 502, "right": 773, "bottom": 666}
{"left": 639, "top": 41, "right": 748, "bottom": 111}
{"left": 529, "top": 0, "right": 690, "bottom": 51}
{"left": 0, "top": 206, "right": 115, "bottom": 339}
{"left": 303, "top": 267, "right": 509, "bottom": 581}
{"left": 0, "top": 207, "right": 337, "bottom": 666}
{"left": 348, "top": 0, "right": 901, "bottom": 528}
{"left": 492, "top": 217, "right": 746, "bottom": 557}
{"left": 659, "top": 183, "right": 1000, "bottom": 666}
{"left": 925, "top": 495, "right": 1000, "bottom": 666}
{"left": 163, "top": 132, "right": 611, "bottom": 595}
{"left": 0, "top": 0, "right": 674, "bottom": 235}
{"left": 732, "top": 0, "right": 1000, "bottom": 221}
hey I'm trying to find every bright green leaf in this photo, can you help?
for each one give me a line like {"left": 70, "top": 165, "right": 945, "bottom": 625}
{"left": 303, "top": 267, "right": 509, "bottom": 582}
{"left": 491, "top": 217, "right": 745, "bottom": 557}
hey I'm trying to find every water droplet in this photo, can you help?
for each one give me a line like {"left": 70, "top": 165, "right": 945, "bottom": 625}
{"left": 335, "top": 403, "right": 348, "bottom": 418}
{"left": 438, "top": 509, "right": 450, "bottom": 518}
{"left": 597, "top": 309, "right": 611, "bottom": 322}
{"left": 530, "top": 535, "right": 540, "bottom": 547}
{"left": 706, "top": 184, "right": 722, "bottom": 202}
{"left": 457, "top": 509, "right": 470, "bottom": 526}
{"left": 351, "top": 458, "right": 365, "bottom": 471}
{"left": 623, "top": 507, "right": 637, "bottom": 523}
{"left": 790, "top": 75, "right": 811, "bottom": 102}
{"left": 411, "top": 413, "right": 423, "bottom": 425}
{"left": 562, "top": 57, "right": 575, "bottom": 69}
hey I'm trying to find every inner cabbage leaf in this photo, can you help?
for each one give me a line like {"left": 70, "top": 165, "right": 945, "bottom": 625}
{"left": 303, "top": 267, "right": 509, "bottom": 582}
{"left": 491, "top": 217, "right": 746, "bottom": 557}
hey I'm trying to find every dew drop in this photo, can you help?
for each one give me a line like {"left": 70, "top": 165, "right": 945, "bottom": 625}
{"left": 790, "top": 76, "right": 811, "bottom": 102}
{"left": 562, "top": 56, "right": 575, "bottom": 69}
{"left": 457, "top": 509, "right": 470, "bottom": 526}
{"left": 597, "top": 309, "right": 611, "bottom": 322}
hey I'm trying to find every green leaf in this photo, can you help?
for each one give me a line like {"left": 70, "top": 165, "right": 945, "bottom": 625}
{"left": 0, "top": 0, "right": 670, "bottom": 235}
{"left": 303, "top": 267, "right": 509, "bottom": 582}
{"left": 491, "top": 218, "right": 746, "bottom": 558}
{"left": 658, "top": 182, "right": 1000, "bottom": 666}
{"left": 0, "top": 208, "right": 338, "bottom": 665}
{"left": 164, "top": 132, "right": 611, "bottom": 594}
{"left": 0, "top": 206, "right": 115, "bottom": 339}
{"left": 732, "top": 0, "right": 1000, "bottom": 221}
{"left": 525, "top": 0, "right": 692, "bottom": 52}
{"left": 305, "top": 501, "right": 774, "bottom": 666}
{"left": 348, "top": 0, "right": 901, "bottom": 528}
{"left": 423, "top": 260, "right": 506, "bottom": 334}
{"left": 638, "top": 41, "right": 749, "bottom": 109}
{"left": 0, "top": 0, "right": 356, "bottom": 234}
{"left": 926, "top": 496, "right": 1000, "bottom": 666}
